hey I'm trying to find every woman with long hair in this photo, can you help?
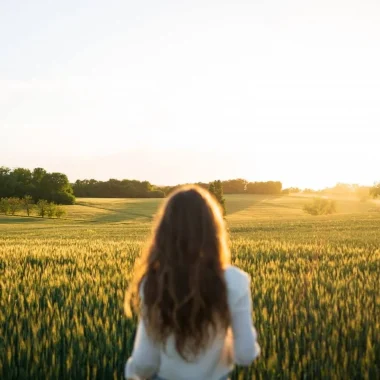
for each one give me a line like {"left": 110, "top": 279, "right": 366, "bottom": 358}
{"left": 125, "top": 185, "right": 260, "bottom": 380}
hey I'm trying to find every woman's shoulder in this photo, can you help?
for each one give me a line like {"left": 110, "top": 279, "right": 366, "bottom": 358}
{"left": 224, "top": 265, "right": 251, "bottom": 297}
{"left": 224, "top": 265, "right": 250, "bottom": 282}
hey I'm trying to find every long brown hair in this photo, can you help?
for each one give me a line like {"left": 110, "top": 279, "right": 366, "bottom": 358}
{"left": 125, "top": 185, "right": 231, "bottom": 360}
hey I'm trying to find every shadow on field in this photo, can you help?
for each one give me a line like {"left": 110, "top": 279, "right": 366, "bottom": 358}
{"left": 226, "top": 195, "right": 282, "bottom": 216}
{"left": 79, "top": 200, "right": 160, "bottom": 223}
{"left": 0, "top": 216, "right": 46, "bottom": 224}
{"left": 263, "top": 201, "right": 303, "bottom": 210}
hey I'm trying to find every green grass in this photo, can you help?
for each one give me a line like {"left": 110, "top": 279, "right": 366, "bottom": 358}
{"left": 1, "top": 194, "right": 380, "bottom": 379}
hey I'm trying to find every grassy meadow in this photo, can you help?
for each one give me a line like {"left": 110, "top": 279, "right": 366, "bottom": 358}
{"left": 1, "top": 194, "right": 380, "bottom": 379}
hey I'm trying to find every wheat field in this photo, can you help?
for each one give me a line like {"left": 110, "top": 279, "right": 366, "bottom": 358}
{"left": 1, "top": 195, "right": 379, "bottom": 379}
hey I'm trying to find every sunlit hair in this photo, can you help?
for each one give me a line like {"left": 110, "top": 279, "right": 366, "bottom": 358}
{"left": 125, "top": 185, "right": 231, "bottom": 360}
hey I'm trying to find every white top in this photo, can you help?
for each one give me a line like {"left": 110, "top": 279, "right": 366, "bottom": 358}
{"left": 125, "top": 265, "right": 260, "bottom": 380}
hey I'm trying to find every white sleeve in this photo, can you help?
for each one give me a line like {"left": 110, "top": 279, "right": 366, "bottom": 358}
{"left": 227, "top": 268, "right": 260, "bottom": 366}
{"left": 124, "top": 318, "right": 160, "bottom": 380}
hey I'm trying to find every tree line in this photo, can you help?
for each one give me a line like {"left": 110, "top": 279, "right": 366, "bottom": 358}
{"left": 370, "top": 183, "right": 380, "bottom": 198}
{"left": 0, "top": 167, "right": 75, "bottom": 205}
{"left": 161, "top": 179, "right": 283, "bottom": 196}
{"left": 72, "top": 179, "right": 165, "bottom": 198}
{"left": 1, "top": 167, "right": 284, "bottom": 202}
{"left": 222, "top": 179, "right": 282, "bottom": 194}
{"left": 2, "top": 165, "right": 378, "bottom": 201}
{"left": 296, "top": 183, "right": 380, "bottom": 201}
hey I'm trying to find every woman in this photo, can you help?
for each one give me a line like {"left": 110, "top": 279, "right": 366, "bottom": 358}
{"left": 125, "top": 185, "right": 260, "bottom": 380}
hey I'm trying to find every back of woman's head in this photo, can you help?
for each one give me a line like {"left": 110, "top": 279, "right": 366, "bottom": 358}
{"left": 126, "top": 185, "right": 231, "bottom": 360}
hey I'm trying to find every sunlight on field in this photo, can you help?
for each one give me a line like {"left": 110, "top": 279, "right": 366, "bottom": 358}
{"left": 72, "top": 198, "right": 161, "bottom": 222}
{"left": 1, "top": 194, "right": 380, "bottom": 378}
{"left": 1, "top": 194, "right": 377, "bottom": 227}
{"left": 62, "top": 194, "right": 380, "bottom": 224}
{"left": 226, "top": 195, "right": 307, "bottom": 221}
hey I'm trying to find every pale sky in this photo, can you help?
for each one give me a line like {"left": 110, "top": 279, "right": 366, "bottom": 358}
{"left": 1, "top": 0, "right": 379, "bottom": 189}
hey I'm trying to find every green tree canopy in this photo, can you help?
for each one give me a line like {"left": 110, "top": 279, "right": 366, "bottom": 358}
{"left": 72, "top": 179, "right": 164, "bottom": 198}
{"left": 370, "top": 183, "right": 380, "bottom": 198}
{"left": 208, "top": 180, "right": 226, "bottom": 215}
{"left": 0, "top": 167, "right": 75, "bottom": 205}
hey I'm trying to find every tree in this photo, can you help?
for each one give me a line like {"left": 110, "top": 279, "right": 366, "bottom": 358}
{"left": 0, "top": 198, "right": 10, "bottom": 215}
{"left": 283, "top": 187, "right": 301, "bottom": 195}
{"left": 303, "top": 198, "right": 337, "bottom": 216}
{"left": 32, "top": 167, "right": 47, "bottom": 183}
{"left": 36, "top": 200, "right": 49, "bottom": 218}
{"left": 208, "top": 182, "right": 215, "bottom": 195}
{"left": 147, "top": 190, "right": 165, "bottom": 198}
{"left": 0, "top": 167, "right": 14, "bottom": 198}
{"left": 46, "top": 202, "right": 57, "bottom": 218}
{"left": 40, "top": 172, "right": 75, "bottom": 204}
{"left": 12, "top": 168, "right": 33, "bottom": 197}
{"left": 55, "top": 206, "right": 66, "bottom": 219}
{"left": 72, "top": 178, "right": 165, "bottom": 198}
{"left": 21, "top": 195, "right": 34, "bottom": 216}
{"left": 370, "top": 183, "right": 380, "bottom": 198}
{"left": 8, "top": 197, "right": 21, "bottom": 215}
{"left": 0, "top": 167, "right": 75, "bottom": 205}
{"left": 222, "top": 179, "right": 247, "bottom": 194}
{"left": 208, "top": 180, "right": 226, "bottom": 216}
{"left": 246, "top": 181, "right": 282, "bottom": 195}
{"left": 52, "top": 191, "right": 75, "bottom": 205}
